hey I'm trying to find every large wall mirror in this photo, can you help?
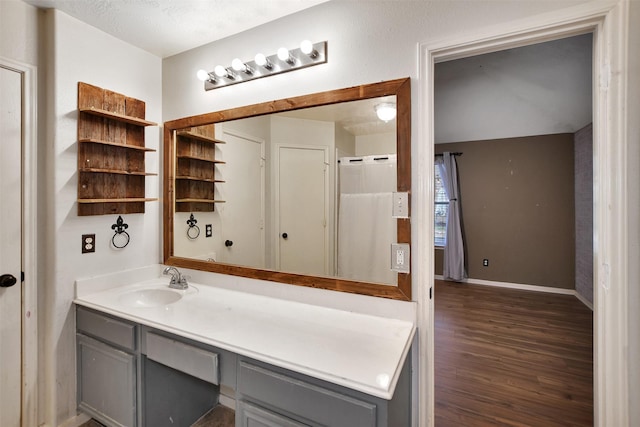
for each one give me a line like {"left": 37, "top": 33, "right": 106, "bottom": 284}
{"left": 163, "top": 78, "right": 411, "bottom": 300}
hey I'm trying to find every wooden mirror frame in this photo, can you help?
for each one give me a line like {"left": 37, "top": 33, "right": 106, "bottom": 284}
{"left": 163, "top": 77, "right": 411, "bottom": 300}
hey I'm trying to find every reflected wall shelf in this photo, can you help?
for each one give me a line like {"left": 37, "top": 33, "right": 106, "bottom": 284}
{"left": 175, "top": 125, "right": 226, "bottom": 212}
{"left": 77, "top": 82, "right": 158, "bottom": 216}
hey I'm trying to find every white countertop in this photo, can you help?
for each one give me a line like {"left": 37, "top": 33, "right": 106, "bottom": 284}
{"left": 74, "top": 274, "right": 415, "bottom": 400}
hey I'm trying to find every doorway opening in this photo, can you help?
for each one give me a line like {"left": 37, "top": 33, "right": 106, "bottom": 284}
{"left": 431, "top": 33, "right": 594, "bottom": 425}
{"left": 418, "top": 4, "right": 631, "bottom": 426}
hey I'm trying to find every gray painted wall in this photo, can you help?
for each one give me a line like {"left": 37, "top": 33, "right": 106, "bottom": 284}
{"left": 574, "top": 123, "right": 593, "bottom": 306}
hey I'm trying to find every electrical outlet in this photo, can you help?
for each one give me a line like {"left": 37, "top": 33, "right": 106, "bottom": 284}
{"left": 483, "top": 258, "right": 489, "bottom": 267}
{"left": 391, "top": 243, "right": 410, "bottom": 273}
{"left": 205, "top": 224, "right": 212, "bottom": 238}
{"left": 392, "top": 192, "right": 409, "bottom": 218}
{"left": 82, "top": 234, "right": 96, "bottom": 254}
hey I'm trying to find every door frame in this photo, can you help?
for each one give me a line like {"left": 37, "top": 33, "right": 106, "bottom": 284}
{"left": 273, "top": 143, "right": 330, "bottom": 273}
{"left": 417, "top": 2, "right": 629, "bottom": 426}
{"left": 0, "top": 56, "right": 38, "bottom": 427}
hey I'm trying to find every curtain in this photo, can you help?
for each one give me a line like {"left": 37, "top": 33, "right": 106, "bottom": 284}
{"left": 338, "top": 155, "right": 397, "bottom": 285}
{"left": 436, "top": 152, "right": 465, "bottom": 281}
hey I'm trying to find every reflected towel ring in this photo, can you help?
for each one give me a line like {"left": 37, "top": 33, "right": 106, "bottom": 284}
{"left": 111, "top": 215, "right": 130, "bottom": 249}
{"left": 187, "top": 213, "right": 200, "bottom": 240}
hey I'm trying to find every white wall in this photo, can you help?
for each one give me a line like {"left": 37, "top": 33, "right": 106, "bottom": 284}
{"left": 42, "top": 9, "right": 162, "bottom": 426}
{"left": 0, "top": 0, "right": 40, "bottom": 66}
{"left": 355, "top": 132, "right": 396, "bottom": 156}
{"left": 434, "top": 33, "right": 592, "bottom": 143}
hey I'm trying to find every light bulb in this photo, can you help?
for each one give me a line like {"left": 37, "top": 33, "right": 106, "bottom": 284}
{"left": 231, "top": 58, "right": 245, "bottom": 71}
{"left": 255, "top": 53, "right": 267, "bottom": 66}
{"left": 277, "top": 47, "right": 290, "bottom": 61}
{"left": 375, "top": 103, "right": 397, "bottom": 122}
{"left": 214, "top": 65, "right": 227, "bottom": 77}
{"left": 300, "top": 40, "right": 315, "bottom": 56}
{"left": 196, "top": 69, "right": 209, "bottom": 81}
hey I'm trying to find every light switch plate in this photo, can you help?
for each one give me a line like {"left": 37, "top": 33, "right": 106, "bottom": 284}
{"left": 391, "top": 243, "right": 410, "bottom": 273}
{"left": 392, "top": 192, "right": 409, "bottom": 218}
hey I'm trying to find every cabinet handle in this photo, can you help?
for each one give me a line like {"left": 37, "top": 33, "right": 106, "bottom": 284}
{"left": 225, "top": 240, "right": 233, "bottom": 247}
{"left": 282, "top": 233, "right": 288, "bottom": 239}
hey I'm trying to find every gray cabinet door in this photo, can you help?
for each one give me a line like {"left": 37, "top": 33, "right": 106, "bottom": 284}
{"left": 77, "top": 334, "right": 137, "bottom": 427}
{"left": 237, "top": 401, "right": 309, "bottom": 427}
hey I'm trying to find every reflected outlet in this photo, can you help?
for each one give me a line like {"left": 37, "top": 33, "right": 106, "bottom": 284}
{"left": 391, "top": 243, "right": 410, "bottom": 273}
{"left": 205, "top": 224, "right": 212, "bottom": 238}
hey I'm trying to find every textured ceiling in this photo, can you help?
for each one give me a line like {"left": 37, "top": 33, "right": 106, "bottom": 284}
{"left": 23, "top": 0, "right": 328, "bottom": 58}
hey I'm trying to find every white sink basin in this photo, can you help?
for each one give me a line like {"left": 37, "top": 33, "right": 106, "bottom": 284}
{"left": 118, "top": 288, "right": 183, "bottom": 308}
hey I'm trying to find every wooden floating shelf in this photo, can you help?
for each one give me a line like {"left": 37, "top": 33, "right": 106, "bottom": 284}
{"left": 176, "top": 130, "right": 226, "bottom": 144}
{"left": 79, "top": 106, "right": 158, "bottom": 126}
{"left": 79, "top": 167, "right": 158, "bottom": 176}
{"left": 78, "top": 198, "right": 158, "bottom": 204}
{"left": 79, "top": 138, "right": 156, "bottom": 152}
{"left": 175, "top": 175, "right": 225, "bottom": 183}
{"left": 176, "top": 199, "right": 226, "bottom": 204}
{"left": 177, "top": 154, "right": 226, "bottom": 164}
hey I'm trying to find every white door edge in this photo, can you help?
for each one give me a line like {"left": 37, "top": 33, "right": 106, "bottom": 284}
{"left": 0, "top": 56, "right": 38, "bottom": 427}
{"left": 220, "top": 126, "right": 267, "bottom": 266}
{"left": 417, "top": 2, "right": 628, "bottom": 427}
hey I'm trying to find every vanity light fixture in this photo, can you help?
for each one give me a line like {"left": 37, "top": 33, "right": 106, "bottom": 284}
{"left": 214, "top": 65, "right": 237, "bottom": 80}
{"left": 199, "top": 40, "right": 327, "bottom": 91}
{"left": 196, "top": 69, "right": 216, "bottom": 83}
{"left": 232, "top": 58, "right": 254, "bottom": 75}
{"left": 277, "top": 47, "right": 296, "bottom": 65}
{"left": 254, "top": 53, "right": 273, "bottom": 70}
{"left": 375, "top": 102, "right": 397, "bottom": 122}
{"left": 300, "top": 40, "right": 318, "bottom": 58}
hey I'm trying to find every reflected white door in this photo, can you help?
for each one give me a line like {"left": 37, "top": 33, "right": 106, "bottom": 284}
{"left": 276, "top": 145, "right": 328, "bottom": 276}
{"left": 0, "top": 66, "right": 23, "bottom": 427}
{"left": 218, "top": 128, "right": 265, "bottom": 268}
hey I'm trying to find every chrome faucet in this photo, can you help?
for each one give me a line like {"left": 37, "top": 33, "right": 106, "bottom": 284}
{"left": 163, "top": 266, "right": 188, "bottom": 290}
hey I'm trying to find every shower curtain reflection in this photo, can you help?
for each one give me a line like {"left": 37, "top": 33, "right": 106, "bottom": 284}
{"left": 338, "top": 155, "right": 397, "bottom": 285}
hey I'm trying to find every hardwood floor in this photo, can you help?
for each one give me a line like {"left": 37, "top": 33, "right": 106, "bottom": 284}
{"left": 435, "top": 280, "right": 593, "bottom": 427}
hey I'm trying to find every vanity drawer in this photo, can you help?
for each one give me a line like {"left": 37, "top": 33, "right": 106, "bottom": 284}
{"left": 76, "top": 306, "right": 137, "bottom": 351}
{"left": 238, "top": 361, "right": 377, "bottom": 427}
{"left": 145, "top": 332, "right": 219, "bottom": 385}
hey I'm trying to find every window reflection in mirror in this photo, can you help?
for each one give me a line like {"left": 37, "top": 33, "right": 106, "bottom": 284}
{"left": 173, "top": 96, "right": 398, "bottom": 285}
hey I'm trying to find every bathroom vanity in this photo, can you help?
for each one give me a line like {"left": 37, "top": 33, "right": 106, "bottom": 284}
{"left": 74, "top": 270, "right": 415, "bottom": 427}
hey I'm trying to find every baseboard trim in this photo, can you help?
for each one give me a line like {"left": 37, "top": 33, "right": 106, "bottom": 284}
{"left": 56, "top": 413, "right": 90, "bottom": 427}
{"left": 435, "top": 275, "right": 574, "bottom": 294}
{"left": 434, "top": 276, "right": 594, "bottom": 310}
{"left": 573, "top": 290, "right": 594, "bottom": 311}
{"left": 218, "top": 393, "right": 235, "bottom": 410}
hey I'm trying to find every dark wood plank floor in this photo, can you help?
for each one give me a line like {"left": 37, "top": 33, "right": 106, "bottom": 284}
{"left": 435, "top": 280, "right": 593, "bottom": 427}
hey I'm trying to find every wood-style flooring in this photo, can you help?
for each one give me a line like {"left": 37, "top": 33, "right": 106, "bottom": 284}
{"left": 435, "top": 280, "right": 593, "bottom": 427}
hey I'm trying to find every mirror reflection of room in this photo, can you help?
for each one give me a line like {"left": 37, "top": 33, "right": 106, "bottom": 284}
{"left": 173, "top": 96, "right": 398, "bottom": 285}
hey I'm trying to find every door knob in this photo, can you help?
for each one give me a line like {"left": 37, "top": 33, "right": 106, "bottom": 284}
{"left": 282, "top": 233, "right": 288, "bottom": 239}
{"left": 0, "top": 274, "right": 17, "bottom": 288}
{"left": 225, "top": 240, "right": 233, "bottom": 247}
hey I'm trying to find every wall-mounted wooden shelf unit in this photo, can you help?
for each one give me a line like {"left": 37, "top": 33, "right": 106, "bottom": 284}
{"left": 77, "top": 82, "right": 158, "bottom": 216}
{"left": 175, "top": 125, "right": 226, "bottom": 212}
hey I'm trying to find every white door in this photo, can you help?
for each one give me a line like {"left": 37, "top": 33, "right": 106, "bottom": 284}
{"left": 276, "top": 145, "right": 329, "bottom": 276}
{"left": 218, "top": 128, "right": 265, "bottom": 268}
{"left": 0, "top": 65, "right": 23, "bottom": 427}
